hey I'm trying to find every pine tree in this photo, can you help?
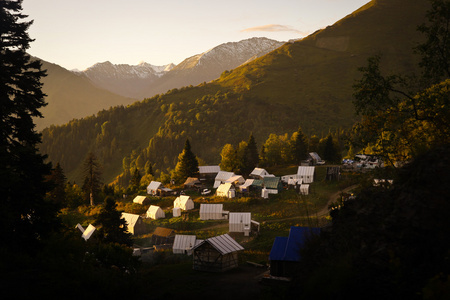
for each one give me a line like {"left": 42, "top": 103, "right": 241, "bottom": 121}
{"left": 290, "top": 127, "right": 308, "bottom": 164}
{"left": 46, "top": 162, "right": 67, "bottom": 207}
{"left": 0, "top": 0, "right": 59, "bottom": 251}
{"left": 245, "top": 133, "right": 259, "bottom": 172}
{"left": 82, "top": 152, "right": 102, "bottom": 206}
{"left": 95, "top": 197, "right": 132, "bottom": 246}
{"left": 174, "top": 139, "right": 199, "bottom": 183}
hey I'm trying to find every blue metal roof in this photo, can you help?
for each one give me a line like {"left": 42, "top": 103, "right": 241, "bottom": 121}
{"left": 269, "top": 226, "right": 320, "bottom": 262}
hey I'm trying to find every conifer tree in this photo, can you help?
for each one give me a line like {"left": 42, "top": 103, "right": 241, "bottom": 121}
{"left": 82, "top": 152, "right": 102, "bottom": 206}
{"left": 0, "top": 0, "right": 59, "bottom": 251}
{"left": 46, "top": 162, "right": 67, "bottom": 207}
{"left": 95, "top": 197, "right": 132, "bottom": 246}
{"left": 290, "top": 127, "right": 308, "bottom": 164}
{"left": 174, "top": 139, "right": 199, "bottom": 183}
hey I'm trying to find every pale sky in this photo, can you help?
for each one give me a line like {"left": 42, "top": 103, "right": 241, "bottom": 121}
{"left": 22, "top": 0, "right": 370, "bottom": 71}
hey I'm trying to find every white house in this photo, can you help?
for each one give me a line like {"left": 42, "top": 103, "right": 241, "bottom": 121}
{"left": 173, "top": 234, "right": 200, "bottom": 255}
{"left": 132, "top": 195, "right": 149, "bottom": 205}
{"left": 229, "top": 212, "right": 251, "bottom": 236}
{"left": 199, "top": 203, "right": 228, "bottom": 220}
{"left": 146, "top": 205, "right": 165, "bottom": 219}
{"left": 297, "top": 166, "right": 315, "bottom": 183}
{"left": 214, "top": 171, "right": 235, "bottom": 188}
{"left": 174, "top": 195, "right": 194, "bottom": 210}
{"left": 147, "top": 181, "right": 163, "bottom": 195}
{"left": 216, "top": 183, "right": 236, "bottom": 198}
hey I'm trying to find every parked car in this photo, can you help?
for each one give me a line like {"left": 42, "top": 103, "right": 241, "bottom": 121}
{"left": 201, "top": 189, "right": 211, "bottom": 195}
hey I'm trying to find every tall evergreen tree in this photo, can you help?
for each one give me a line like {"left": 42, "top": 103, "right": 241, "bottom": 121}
{"left": 174, "top": 139, "right": 198, "bottom": 183}
{"left": 82, "top": 152, "right": 102, "bottom": 206}
{"left": 0, "top": 0, "right": 59, "bottom": 251}
{"left": 290, "top": 127, "right": 308, "bottom": 164}
{"left": 46, "top": 162, "right": 67, "bottom": 207}
{"left": 95, "top": 197, "right": 132, "bottom": 246}
{"left": 245, "top": 133, "right": 259, "bottom": 172}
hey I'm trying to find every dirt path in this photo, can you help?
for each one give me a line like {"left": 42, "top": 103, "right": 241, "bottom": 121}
{"left": 316, "top": 184, "right": 359, "bottom": 217}
{"left": 198, "top": 184, "right": 360, "bottom": 231}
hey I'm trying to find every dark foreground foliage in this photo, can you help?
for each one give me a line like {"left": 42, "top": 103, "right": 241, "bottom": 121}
{"left": 293, "top": 145, "right": 450, "bottom": 299}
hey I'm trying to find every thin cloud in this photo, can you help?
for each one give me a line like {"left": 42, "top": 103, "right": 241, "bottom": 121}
{"left": 241, "top": 24, "right": 308, "bottom": 35}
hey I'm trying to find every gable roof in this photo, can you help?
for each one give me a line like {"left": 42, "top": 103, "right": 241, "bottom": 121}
{"left": 225, "top": 175, "right": 245, "bottom": 184}
{"left": 82, "top": 224, "right": 96, "bottom": 241}
{"left": 133, "top": 195, "right": 148, "bottom": 204}
{"left": 153, "top": 227, "right": 174, "bottom": 237}
{"left": 147, "top": 181, "right": 163, "bottom": 191}
{"left": 173, "top": 234, "right": 197, "bottom": 251}
{"left": 215, "top": 171, "right": 235, "bottom": 181}
{"left": 121, "top": 212, "right": 140, "bottom": 229}
{"left": 216, "top": 182, "right": 234, "bottom": 193}
{"left": 192, "top": 233, "right": 244, "bottom": 255}
{"left": 250, "top": 167, "right": 269, "bottom": 176}
{"left": 199, "top": 165, "right": 221, "bottom": 174}
{"left": 184, "top": 177, "right": 201, "bottom": 186}
{"left": 269, "top": 226, "right": 320, "bottom": 262}
{"left": 199, "top": 203, "right": 223, "bottom": 213}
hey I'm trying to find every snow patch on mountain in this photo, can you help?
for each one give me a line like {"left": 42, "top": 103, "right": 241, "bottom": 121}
{"left": 82, "top": 61, "right": 175, "bottom": 80}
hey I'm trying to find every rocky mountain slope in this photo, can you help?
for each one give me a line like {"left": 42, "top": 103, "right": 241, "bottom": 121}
{"left": 79, "top": 37, "right": 284, "bottom": 99}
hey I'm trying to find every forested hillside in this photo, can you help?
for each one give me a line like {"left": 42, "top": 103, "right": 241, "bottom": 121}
{"left": 39, "top": 0, "right": 431, "bottom": 183}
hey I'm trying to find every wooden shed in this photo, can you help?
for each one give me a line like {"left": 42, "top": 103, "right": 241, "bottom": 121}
{"left": 151, "top": 227, "right": 175, "bottom": 245}
{"left": 192, "top": 234, "right": 244, "bottom": 272}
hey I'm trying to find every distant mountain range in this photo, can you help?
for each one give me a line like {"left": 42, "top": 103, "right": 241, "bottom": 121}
{"left": 78, "top": 37, "right": 284, "bottom": 99}
{"left": 35, "top": 37, "right": 283, "bottom": 130}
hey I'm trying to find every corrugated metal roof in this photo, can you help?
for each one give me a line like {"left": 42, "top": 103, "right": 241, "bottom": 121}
{"left": 173, "top": 234, "right": 197, "bottom": 252}
{"left": 215, "top": 171, "right": 235, "bottom": 181}
{"left": 199, "top": 165, "right": 221, "bottom": 174}
{"left": 297, "top": 166, "right": 315, "bottom": 177}
{"left": 269, "top": 227, "right": 320, "bottom": 262}
{"left": 199, "top": 203, "right": 223, "bottom": 214}
{"left": 229, "top": 212, "right": 251, "bottom": 225}
{"left": 194, "top": 234, "right": 244, "bottom": 255}
{"left": 225, "top": 175, "right": 245, "bottom": 184}
{"left": 147, "top": 181, "right": 162, "bottom": 191}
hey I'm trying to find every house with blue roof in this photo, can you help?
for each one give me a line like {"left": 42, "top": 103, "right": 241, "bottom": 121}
{"left": 269, "top": 226, "right": 320, "bottom": 277}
